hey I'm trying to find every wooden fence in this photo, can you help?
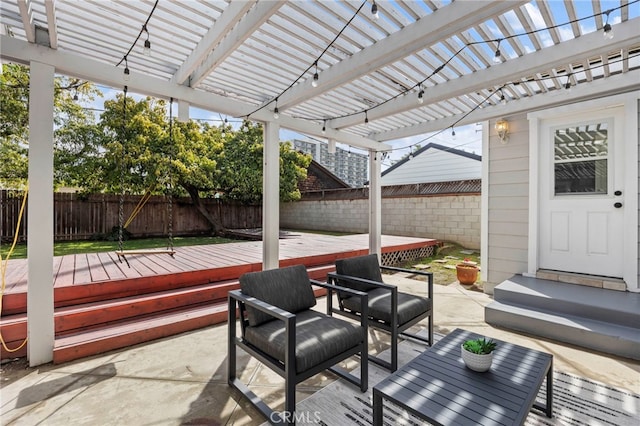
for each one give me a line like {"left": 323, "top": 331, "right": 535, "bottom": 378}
{"left": 0, "top": 190, "right": 262, "bottom": 242}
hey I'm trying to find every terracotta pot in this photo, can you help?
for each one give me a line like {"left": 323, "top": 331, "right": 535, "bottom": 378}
{"left": 456, "top": 264, "right": 478, "bottom": 285}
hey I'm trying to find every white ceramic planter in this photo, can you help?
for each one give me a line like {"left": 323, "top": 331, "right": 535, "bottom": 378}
{"left": 461, "top": 345, "right": 493, "bottom": 372}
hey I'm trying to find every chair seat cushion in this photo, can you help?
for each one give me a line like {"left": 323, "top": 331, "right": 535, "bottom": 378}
{"left": 342, "top": 288, "right": 431, "bottom": 326}
{"left": 244, "top": 310, "right": 364, "bottom": 374}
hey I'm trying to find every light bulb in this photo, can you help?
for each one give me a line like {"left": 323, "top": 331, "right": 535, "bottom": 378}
{"left": 143, "top": 39, "right": 151, "bottom": 56}
{"left": 418, "top": 90, "right": 424, "bottom": 104}
{"left": 312, "top": 72, "right": 319, "bottom": 87}
{"left": 493, "top": 49, "right": 501, "bottom": 63}
{"left": 123, "top": 67, "right": 130, "bottom": 81}
{"left": 273, "top": 107, "right": 279, "bottom": 120}
{"left": 603, "top": 23, "right": 614, "bottom": 39}
{"left": 371, "top": 2, "right": 379, "bottom": 20}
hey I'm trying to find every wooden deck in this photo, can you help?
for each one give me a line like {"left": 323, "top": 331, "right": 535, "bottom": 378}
{"left": 1, "top": 233, "right": 438, "bottom": 363}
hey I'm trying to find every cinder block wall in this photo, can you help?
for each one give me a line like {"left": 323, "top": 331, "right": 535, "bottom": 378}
{"left": 280, "top": 194, "right": 480, "bottom": 249}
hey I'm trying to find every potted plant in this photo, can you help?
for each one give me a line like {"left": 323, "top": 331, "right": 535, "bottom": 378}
{"left": 456, "top": 258, "right": 478, "bottom": 285}
{"left": 461, "top": 337, "right": 497, "bottom": 372}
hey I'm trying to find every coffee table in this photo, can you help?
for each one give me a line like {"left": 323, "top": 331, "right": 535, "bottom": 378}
{"left": 373, "top": 328, "right": 553, "bottom": 425}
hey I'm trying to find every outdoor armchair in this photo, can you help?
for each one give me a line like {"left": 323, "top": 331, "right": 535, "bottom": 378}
{"left": 228, "top": 264, "right": 368, "bottom": 425}
{"left": 327, "top": 254, "right": 433, "bottom": 372}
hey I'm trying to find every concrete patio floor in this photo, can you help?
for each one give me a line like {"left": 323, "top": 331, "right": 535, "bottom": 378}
{"left": 2, "top": 275, "right": 639, "bottom": 425}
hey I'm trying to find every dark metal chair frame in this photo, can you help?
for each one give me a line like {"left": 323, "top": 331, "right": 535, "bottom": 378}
{"left": 228, "top": 279, "right": 368, "bottom": 425}
{"left": 327, "top": 264, "right": 433, "bottom": 372}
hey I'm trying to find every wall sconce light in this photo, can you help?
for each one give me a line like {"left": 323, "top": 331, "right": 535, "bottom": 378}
{"left": 495, "top": 119, "right": 509, "bottom": 144}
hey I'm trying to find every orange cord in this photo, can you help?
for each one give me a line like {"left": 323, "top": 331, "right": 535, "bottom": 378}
{"left": 0, "top": 188, "right": 29, "bottom": 353}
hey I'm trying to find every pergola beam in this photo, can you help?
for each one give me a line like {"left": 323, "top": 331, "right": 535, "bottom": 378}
{"left": 16, "top": 0, "right": 35, "bottom": 42}
{"left": 171, "top": 1, "right": 255, "bottom": 86}
{"left": 373, "top": 71, "right": 640, "bottom": 140}
{"left": 188, "top": 0, "right": 286, "bottom": 88}
{"left": 44, "top": 0, "right": 57, "bottom": 49}
{"left": 338, "top": 19, "right": 640, "bottom": 132}
{"left": 276, "top": 1, "right": 524, "bottom": 112}
{"left": 0, "top": 35, "right": 388, "bottom": 152}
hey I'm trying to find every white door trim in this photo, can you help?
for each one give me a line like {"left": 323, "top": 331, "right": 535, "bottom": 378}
{"left": 527, "top": 92, "right": 639, "bottom": 292}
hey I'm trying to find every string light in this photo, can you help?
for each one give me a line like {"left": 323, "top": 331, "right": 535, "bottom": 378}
{"left": 603, "top": 10, "right": 614, "bottom": 39}
{"left": 312, "top": 61, "right": 319, "bottom": 88}
{"left": 143, "top": 24, "right": 151, "bottom": 56}
{"left": 364, "top": 110, "right": 369, "bottom": 125}
{"left": 499, "top": 89, "right": 506, "bottom": 105}
{"left": 273, "top": 98, "right": 279, "bottom": 119}
{"left": 123, "top": 56, "right": 130, "bottom": 81}
{"left": 371, "top": 1, "right": 379, "bottom": 20}
{"left": 451, "top": 127, "right": 456, "bottom": 139}
{"left": 417, "top": 84, "right": 424, "bottom": 104}
{"left": 564, "top": 74, "right": 572, "bottom": 90}
{"left": 322, "top": 120, "right": 326, "bottom": 135}
{"left": 493, "top": 39, "right": 502, "bottom": 64}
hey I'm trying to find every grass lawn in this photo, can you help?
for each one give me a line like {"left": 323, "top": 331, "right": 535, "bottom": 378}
{"left": 399, "top": 242, "right": 482, "bottom": 289}
{"left": 0, "top": 236, "right": 238, "bottom": 260}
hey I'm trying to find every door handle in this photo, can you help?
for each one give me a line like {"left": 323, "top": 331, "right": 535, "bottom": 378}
{"left": 614, "top": 202, "right": 623, "bottom": 208}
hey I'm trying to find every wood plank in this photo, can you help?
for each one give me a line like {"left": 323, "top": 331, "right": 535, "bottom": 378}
{"left": 54, "top": 254, "right": 76, "bottom": 288}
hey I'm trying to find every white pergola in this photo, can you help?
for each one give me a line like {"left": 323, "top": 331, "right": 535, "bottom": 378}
{"left": 1, "top": 0, "right": 639, "bottom": 366}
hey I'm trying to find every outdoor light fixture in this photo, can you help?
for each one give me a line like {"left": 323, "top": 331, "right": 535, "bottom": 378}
{"left": 312, "top": 61, "right": 319, "bottom": 87}
{"left": 328, "top": 139, "right": 336, "bottom": 154}
{"left": 143, "top": 25, "right": 151, "bottom": 56}
{"left": 495, "top": 119, "right": 509, "bottom": 144}
{"left": 499, "top": 89, "right": 506, "bottom": 105}
{"left": 364, "top": 110, "right": 369, "bottom": 125}
{"left": 273, "top": 98, "right": 279, "bottom": 119}
{"left": 493, "top": 40, "right": 502, "bottom": 63}
{"left": 564, "top": 74, "right": 572, "bottom": 91}
{"left": 603, "top": 11, "right": 614, "bottom": 39}
{"left": 451, "top": 127, "right": 456, "bottom": 139}
{"left": 123, "top": 57, "right": 130, "bottom": 81}
{"left": 322, "top": 120, "right": 326, "bottom": 135}
{"left": 371, "top": 1, "right": 379, "bottom": 20}
{"left": 418, "top": 85, "right": 424, "bottom": 104}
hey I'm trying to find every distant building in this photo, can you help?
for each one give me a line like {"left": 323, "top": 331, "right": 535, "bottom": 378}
{"left": 290, "top": 139, "right": 368, "bottom": 187}
{"left": 298, "top": 160, "right": 350, "bottom": 192}
{"left": 381, "top": 143, "right": 481, "bottom": 186}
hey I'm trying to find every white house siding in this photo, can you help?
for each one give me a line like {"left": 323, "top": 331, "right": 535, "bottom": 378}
{"left": 381, "top": 147, "right": 481, "bottom": 186}
{"left": 280, "top": 194, "right": 481, "bottom": 249}
{"left": 637, "top": 99, "right": 640, "bottom": 290}
{"left": 484, "top": 115, "right": 530, "bottom": 294}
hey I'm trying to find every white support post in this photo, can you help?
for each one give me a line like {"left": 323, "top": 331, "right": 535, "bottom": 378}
{"left": 368, "top": 150, "right": 382, "bottom": 257}
{"left": 27, "top": 61, "right": 55, "bottom": 366}
{"left": 262, "top": 121, "right": 280, "bottom": 270}
{"left": 177, "top": 100, "right": 189, "bottom": 123}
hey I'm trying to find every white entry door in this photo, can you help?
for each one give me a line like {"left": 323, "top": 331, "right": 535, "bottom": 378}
{"left": 539, "top": 107, "right": 625, "bottom": 278}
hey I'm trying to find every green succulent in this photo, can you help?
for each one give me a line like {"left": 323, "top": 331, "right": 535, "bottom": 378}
{"left": 463, "top": 338, "right": 497, "bottom": 355}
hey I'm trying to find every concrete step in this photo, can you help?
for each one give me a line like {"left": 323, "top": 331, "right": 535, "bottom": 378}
{"left": 485, "top": 274, "right": 640, "bottom": 361}
{"left": 492, "top": 274, "right": 639, "bottom": 328}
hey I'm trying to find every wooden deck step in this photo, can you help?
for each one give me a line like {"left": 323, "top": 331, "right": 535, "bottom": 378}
{"left": 2, "top": 264, "right": 335, "bottom": 364}
{"left": 53, "top": 302, "right": 229, "bottom": 364}
{"left": 52, "top": 284, "right": 329, "bottom": 364}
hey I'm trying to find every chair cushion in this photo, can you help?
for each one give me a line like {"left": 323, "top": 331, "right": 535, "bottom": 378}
{"left": 335, "top": 254, "right": 383, "bottom": 292}
{"left": 244, "top": 310, "right": 364, "bottom": 374}
{"left": 342, "top": 288, "right": 431, "bottom": 326}
{"left": 240, "top": 264, "right": 317, "bottom": 327}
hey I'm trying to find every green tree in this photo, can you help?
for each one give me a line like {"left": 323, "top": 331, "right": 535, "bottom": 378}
{"left": 99, "top": 98, "right": 311, "bottom": 236}
{"left": 0, "top": 63, "right": 102, "bottom": 189}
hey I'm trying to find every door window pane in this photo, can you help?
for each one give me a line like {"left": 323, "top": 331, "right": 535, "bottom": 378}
{"left": 554, "top": 122, "right": 608, "bottom": 195}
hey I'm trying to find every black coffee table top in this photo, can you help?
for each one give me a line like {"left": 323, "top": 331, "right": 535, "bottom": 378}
{"left": 373, "top": 328, "right": 553, "bottom": 426}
